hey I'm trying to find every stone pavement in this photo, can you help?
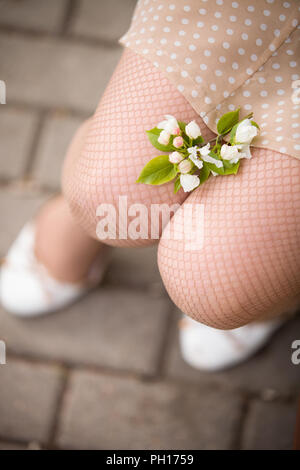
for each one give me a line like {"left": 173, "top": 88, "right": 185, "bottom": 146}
{"left": 0, "top": 0, "right": 299, "bottom": 450}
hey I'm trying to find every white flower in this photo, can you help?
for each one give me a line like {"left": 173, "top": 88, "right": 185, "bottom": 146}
{"left": 158, "top": 129, "right": 170, "bottom": 145}
{"left": 157, "top": 114, "right": 180, "bottom": 135}
{"left": 220, "top": 144, "right": 240, "bottom": 164}
{"left": 187, "top": 146, "right": 203, "bottom": 169}
{"left": 199, "top": 143, "right": 223, "bottom": 168}
{"left": 180, "top": 174, "right": 200, "bottom": 192}
{"left": 238, "top": 144, "right": 252, "bottom": 159}
{"left": 178, "top": 159, "right": 193, "bottom": 174}
{"left": 185, "top": 120, "right": 201, "bottom": 139}
{"left": 169, "top": 151, "right": 184, "bottom": 164}
{"left": 235, "top": 119, "right": 258, "bottom": 144}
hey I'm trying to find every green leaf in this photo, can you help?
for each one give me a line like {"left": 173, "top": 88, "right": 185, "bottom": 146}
{"left": 223, "top": 159, "right": 240, "bottom": 175}
{"left": 203, "top": 152, "right": 225, "bottom": 175}
{"left": 193, "top": 135, "right": 204, "bottom": 146}
{"left": 146, "top": 128, "right": 173, "bottom": 152}
{"left": 199, "top": 163, "right": 211, "bottom": 184}
{"left": 136, "top": 155, "right": 177, "bottom": 185}
{"left": 217, "top": 109, "right": 240, "bottom": 135}
{"left": 229, "top": 123, "right": 239, "bottom": 144}
{"left": 174, "top": 176, "right": 182, "bottom": 194}
{"left": 250, "top": 120, "right": 260, "bottom": 130}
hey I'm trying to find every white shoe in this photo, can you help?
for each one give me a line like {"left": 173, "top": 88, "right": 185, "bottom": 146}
{"left": 179, "top": 315, "right": 285, "bottom": 371}
{"left": 0, "top": 222, "right": 110, "bottom": 317}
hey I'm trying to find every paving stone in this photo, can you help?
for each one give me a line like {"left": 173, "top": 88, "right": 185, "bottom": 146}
{"left": 57, "top": 371, "right": 243, "bottom": 449}
{"left": 0, "top": 287, "right": 170, "bottom": 375}
{"left": 0, "top": 188, "right": 48, "bottom": 256}
{"left": 70, "top": 0, "right": 137, "bottom": 43}
{"left": 0, "top": 0, "right": 68, "bottom": 33}
{"left": 0, "top": 107, "right": 38, "bottom": 179}
{"left": 0, "top": 440, "right": 27, "bottom": 450}
{"left": 242, "top": 400, "right": 298, "bottom": 450}
{"left": 0, "top": 32, "right": 122, "bottom": 114}
{"left": 33, "top": 112, "right": 83, "bottom": 189}
{"left": 0, "top": 359, "right": 63, "bottom": 443}
{"left": 165, "top": 311, "right": 300, "bottom": 395}
{"left": 106, "top": 245, "right": 164, "bottom": 289}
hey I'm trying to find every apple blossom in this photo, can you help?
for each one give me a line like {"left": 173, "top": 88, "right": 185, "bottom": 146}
{"left": 185, "top": 120, "right": 201, "bottom": 139}
{"left": 178, "top": 159, "right": 193, "bottom": 174}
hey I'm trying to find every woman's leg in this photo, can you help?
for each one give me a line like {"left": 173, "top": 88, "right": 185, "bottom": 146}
{"left": 158, "top": 148, "right": 300, "bottom": 329}
{"left": 62, "top": 49, "right": 214, "bottom": 247}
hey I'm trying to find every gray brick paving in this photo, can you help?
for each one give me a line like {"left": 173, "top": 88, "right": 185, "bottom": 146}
{"left": 56, "top": 371, "right": 244, "bottom": 450}
{"left": 0, "top": 358, "right": 63, "bottom": 443}
{"left": 0, "top": 0, "right": 298, "bottom": 451}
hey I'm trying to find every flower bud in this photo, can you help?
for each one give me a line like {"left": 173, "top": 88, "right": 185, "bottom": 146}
{"left": 235, "top": 119, "right": 258, "bottom": 144}
{"left": 185, "top": 120, "right": 201, "bottom": 139}
{"left": 169, "top": 151, "right": 184, "bottom": 164}
{"left": 158, "top": 129, "right": 170, "bottom": 145}
{"left": 173, "top": 136, "right": 184, "bottom": 148}
{"left": 180, "top": 174, "right": 200, "bottom": 192}
{"left": 178, "top": 159, "right": 193, "bottom": 174}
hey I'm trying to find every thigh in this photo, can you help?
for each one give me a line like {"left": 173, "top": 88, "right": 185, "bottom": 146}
{"left": 62, "top": 48, "right": 215, "bottom": 246}
{"left": 158, "top": 148, "right": 300, "bottom": 329}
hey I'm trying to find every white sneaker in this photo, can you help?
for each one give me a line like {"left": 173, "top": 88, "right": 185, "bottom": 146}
{"left": 0, "top": 222, "right": 110, "bottom": 317}
{"left": 179, "top": 315, "right": 285, "bottom": 371}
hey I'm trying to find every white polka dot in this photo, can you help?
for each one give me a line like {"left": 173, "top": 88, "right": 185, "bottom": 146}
{"left": 256, "top": 38, "right": 262, "bottom": 46}
{"left": 191, "top": 90, "right": 198, "bottom": 97}
{"left": 261, "top": 103, "right": 269, "bottom": 108}
{"left": 276, "top": 126, "right": 283, "bottom": 131}
{"left": 195, "top": 75, "right": 203, "bottom": 83}
{"left": 278, "top": 101, "right": 285, "bottom": 106}
{"left": 244, "top": 104, "right": 252, "bottom": 110}
{"left": 200, "top": 63, "right": 207, "bottom": 70}
{"left": 216, "top": 0, "right": 223, "bottom": 4}
{"left": 169, "top": 4, "right": 175, "bottom": 10}
{"left": 246, "top": 68, "right": 253, "bottom": 75}
{"left": 283, "top": 2, "right": 291, "bottom": 7}
{"left": 211, "top": 24, "right": 219, "bottom": 31}
{"left": 182, "top": 18, "right": 189, "bottom": 24}
{"left": 208, "top": 37, "right": 215, "bottom": 43}
{"left": 227, "top": 29, "right": 234, "bottom": 35}
{"left": 215, "top": 69, "right": 223, "bottom": 76}
{"left": 199, "top": 9, "right": 207, "bottom": 15}
{"left": 163, "top": 27, "right": 170, "bottom": 33}
{"left": 160, "top": 38, "right": 167, "bottom": 44}
{"left": 292, "top": 74, "right": 299, "bottom": 80}
{"left": 258, "top": 77, "right": 266, "bottom": 84}
{"left": 238, "top": 48, "right": 245, "bottom": 55}
{"left": 260, "top": 24, "right": 267, "bottom": 31}
{"left": 292, "top": 133, "right": 300, "bottom": 138}
{"left": 166, "top": 66, "right": 173, "bottom": 72}
{"left": 294, "top": 144, "right": 300, "bottom": 150}
{"left": 189, "top": 44, "right": 197, "bottom": 51}
{"left": 232, "top": 62, "right": 239, "bottom": 70}
{"left": 291, "top": 19, "right": 298, "bottom": 27}
{"left": 289, "top": 61, "right": 297, "bottom": 68}
{"left": 242, "top": 33, "right": 248, "bottom": 40}
{"left": 156, "top": 50, "right": 163, "bottom": 56}
{"left": 292, "top": 123, "right": 299, "bottom": 128}
{"left": 204, "top": 49, "right": 211, "bottom": 56}
{"left": 223, "top": 42, "right": 230, "bottom": 49}
{"left": 185, "top": 57, "right": 192, "bottom": 64}
{"left": 263, "top": 10, "right": 271, "bottom": 16}
{"left": 260, "top": 90, "right": 268, "bottom": 97}
{"left": 223, "top": 91, "right": 229, "bottom": 98}
{"left": 179, "top": 30, "right": 186, "bottom": 36}
{"left": 170, "top": 53, "right": 177, "bottom": 59}
{"left": 262, "top": 114, "right": 269, "bottom": 119}
{"left": 219, "top": 55, "right": 226, "bottom": 63}
{"left": 275, "top": 76, "right": 283, "bottom": 83}
{"left": 193, "top": 33, "right": 200, "bottom": 39}
{"left": 292, "top": 113, "right": 299, "bottom": 119}
{"left": 286, "top": 49, "right": 294, "bottom": 55}
{"left": 276, "top": 109, "right": 284, "bottom": 114}
{"left": 215, "top": 11, "right": 222, "bottom": 18}
{"left": 197, "top": 21, "right": 204, "bottom": 28}
{"left": 230, "top": 16, "right": 237, "bottom": 22}
{"left": 166, "top": 16, "right": 173, "bottom": 22}
{"left": 174, "top": 41, "right": 181, "bottom": 46}
{"left": 177, "top": 85, "right": 184, "bottom": 92}
{"left": 276, "top": 136, "right": 283, "bottom": 142}
{"left": 232, "top": 2, "right": 239, "bottom": 8}
{"left": 243, "top": 90, "right": 251, "bottom": 97}
{"left": 269, "top": 44, "right": 276, "bottom": 51}
{"left": 184, "top": 5, "right": 191, "bottom": 12}
{"left": 274, "top": 29, "right": 280, "bottom": 37}
{"left": 276, "top": 117, "right": 283, "bottom": 122}
{"left": 245, "top": 19, "right": 252, "bottom": 26}
{"left": 247, "top": 5, "right": 255, "bottom": 12}
{"left": 279, "top": 14, "right": 286, "bottom": 21}
{"left": 204, "top": 96, "right": 212, "bottom": 104}
{"left": 228, "top": 76, "right": 235, "bottom": 84}
{"left": 251, "top": 54, "right": 257, "bottom": 61}
{"left": 272, "top": 63, "right": 280, "bottom": 69}
{"left": 181, "top": 70, "right": 188, "bottom": 78}
{"left": 228, "top": 104, "right": 235, "bottom": 110}
{"left": 279, "top": 147, "right": 287, "bottom": 153}
{"left": 262, "top": 139, "right": 269, "bottom": 145}
{"left": 277, "top": 89, "right": 285, "bottom": 95}
{"left": 142, "top": 48, "right": 149, "bottom": 54}
{"left": 210, "top": 83, "right": 217, "bottom": 91}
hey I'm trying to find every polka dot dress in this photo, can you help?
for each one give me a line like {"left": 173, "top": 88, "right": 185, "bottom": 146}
{"left": 120, "top": 0, "right": 300, "bottom": 159}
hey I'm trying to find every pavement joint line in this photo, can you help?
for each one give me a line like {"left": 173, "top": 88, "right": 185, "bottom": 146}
{"left": 154, "top": 304, "right": 179, "bottom": 379}
{"left": 59, "top": 0, "right": 79, "bottom": 36}
{"left": 0, "top": 24, "right": 122, "bottom": 50}
{"left": 230, "top": 394, "right": 251, "bottom": 450}
{"left": 47, "top": 368, "right": 70, "bottom": 448}
{"left": 23, "top": 110, "right": 47, "bottom": 178}
{"left": 4, "top": 101, "right": 90, "bottom": 120}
